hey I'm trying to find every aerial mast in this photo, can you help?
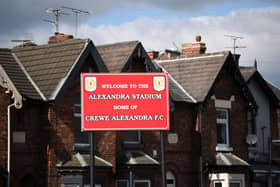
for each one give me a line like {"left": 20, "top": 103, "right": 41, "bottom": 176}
{"left": 61, "top": 6, "right": 91, "bottom": 36}
{"left": 225, "top": 34, "right": 246, "bottom": 55}
{"left": 44, "top": 8, "right": 69, "bottom": 33}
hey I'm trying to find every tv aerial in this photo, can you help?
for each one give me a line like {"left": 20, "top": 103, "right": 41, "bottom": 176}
{"left": 61, "top": 6, "right": 91, "bottom": 36}
{"left": 225, "top": 35, "right": 246, "bottom": 55}
{"left": 44, "top": 8, "right": 69, "bottom": 33}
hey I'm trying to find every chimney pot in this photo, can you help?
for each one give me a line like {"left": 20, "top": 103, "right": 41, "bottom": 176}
{"left": 196, "top": 35, "right": 201, "bottom": 42}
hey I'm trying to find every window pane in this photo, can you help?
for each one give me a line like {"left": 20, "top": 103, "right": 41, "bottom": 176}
{"left": 217, "top": 123, "right": 227, "bottom": 144}
{"left": 74, "top": 117, "right": 89, "bottom": 143}
{"left": 216, "top": 110, "right": 227, "bottom": 119}
{"left": 65, "top": 185, "right": 79, "bottom": 187}
{"left": 116, "top": 180, "right": 128, "bottom": 187}
{"left": 134, "top": 182, "right": 149, "bottom": 187}
{"left": 124, "top": 131, "right": 140, "bottom": 143}
{"left": 214, "top": 182, "right": 222, "bottom": 187}
{"left": 230, "top": 182, "right": 241, "bottom": 187}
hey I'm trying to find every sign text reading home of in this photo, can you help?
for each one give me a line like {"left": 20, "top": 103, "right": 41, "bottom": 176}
{"left": 81, "top": 73, "right": 169, "bottom": 131}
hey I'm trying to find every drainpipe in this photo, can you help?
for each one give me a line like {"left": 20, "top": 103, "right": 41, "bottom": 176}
{"left": 198, "top": 104, "right": 204, "bottom": 187}
{"left": 7, "top": 104, "right": 14, "bottom": 187}
{"left": 0, "top": 65, "right": 23, "bottom": 187}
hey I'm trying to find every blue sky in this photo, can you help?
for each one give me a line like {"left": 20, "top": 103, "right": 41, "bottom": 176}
{"left": 90, "top": 1, "right": 280, "bottom": 26}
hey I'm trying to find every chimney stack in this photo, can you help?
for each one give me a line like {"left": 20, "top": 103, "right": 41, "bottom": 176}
{"left": 181, "top": 35, "right": 207, "bottom": 55}
{"left": 48, "top": 32, "right": 74, "bottom": 44}
{"left": 147, "top": 51, "right": 159, "bottom": 60}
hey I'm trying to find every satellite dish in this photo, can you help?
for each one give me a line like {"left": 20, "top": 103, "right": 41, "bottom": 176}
{"left": 246, "top": 134, "right": 258, "bottom": 145}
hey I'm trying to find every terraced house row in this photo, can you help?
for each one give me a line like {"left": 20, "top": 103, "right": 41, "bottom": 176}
{"left": 0, "top": 33, "right": 280, "bottom": 187}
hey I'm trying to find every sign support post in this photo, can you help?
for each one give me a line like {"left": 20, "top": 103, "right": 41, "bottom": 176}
{"left": 90, "top": 132, "right": 95, "bottom": 187}
{"left": 160, "top": 131, "right": 166, "bottom": 187}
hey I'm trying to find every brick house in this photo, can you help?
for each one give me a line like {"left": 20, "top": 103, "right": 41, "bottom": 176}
{"left": 156, "top": 39, "right": 257, "bottom": 187}
{"left": 240, "top": 65, "right": 280, "bottom": 186}
{"left": 0, "top": 33, "right": 279, "bottom": 187}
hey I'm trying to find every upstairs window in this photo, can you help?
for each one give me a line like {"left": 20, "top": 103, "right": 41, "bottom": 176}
{"left": 216, "top": 109, "right": 230, "bottom": 147}
{"left": 123, "top": 131, "right": 141, "bottom": 144}
{"left": 74, "top": 103, "right": 89, "bottom": 149}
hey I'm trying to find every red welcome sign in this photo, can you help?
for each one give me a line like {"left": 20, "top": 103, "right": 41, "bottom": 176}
{"left": 81, "top": 73, "right": 169, "bottom": 131}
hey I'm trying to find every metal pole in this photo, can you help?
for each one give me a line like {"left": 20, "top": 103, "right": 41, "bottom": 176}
{"left": 160, "top": 131, "right": 166, "bottom": 187}
{"left": 90, "top": 132, "right": 95, "bottom": 187}
{"left": 129, "top": 170, "right": 133, "bottom": 187}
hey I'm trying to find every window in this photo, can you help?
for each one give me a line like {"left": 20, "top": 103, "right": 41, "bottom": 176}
{"left": 216, "top": 109, "right": 229, "bottom": 147}
{"left": 210, "top": 173, "right": 244, "bottom": 187}
{"left": 213, "top": 181, "right": 222, "bottom": 187}
{"left": 248, "top": 111, "right": 256, "bottom": 134}
{"left": 166, "top": 171, "right": 176, "bottom": 187}
{"left": 123, "top": 131, "right": 141, "bottom": 144}
{"left": 74, "top": 103, "right": 89, "bottom": 148}
{"left": 278, "top": 110, "right": 280, "bottom": 139}
{"left": 133, "top": 180, "right": 151, "bottom": 187}
{"left": 229, "top": 181, "right": 242, "bottom": 187}
{"left": 116, "top": 180, "right": 128, "bottom": 187}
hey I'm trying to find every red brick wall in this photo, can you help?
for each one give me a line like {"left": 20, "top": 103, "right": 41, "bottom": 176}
{"left": 202, "top": 70, "right": 249, "bottom": 161}
{"left": 201, "top": 68, "right": 250, "bottom": 186}
{"left": 11, "top": 103, "right": 49, "bottom": 187}
{"left": 0, "top": 87, "right": 10, "bottom": 166}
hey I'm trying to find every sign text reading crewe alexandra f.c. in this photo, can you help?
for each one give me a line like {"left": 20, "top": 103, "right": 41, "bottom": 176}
{"left": 81, "top": 73, "right": 169, "bottom": 131}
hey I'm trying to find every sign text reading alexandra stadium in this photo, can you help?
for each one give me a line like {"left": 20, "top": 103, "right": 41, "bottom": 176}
{"left": 81, "top": 73, "right": 169, "bottom": 131}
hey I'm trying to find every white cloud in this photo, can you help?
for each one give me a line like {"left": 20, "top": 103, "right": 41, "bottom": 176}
{"left": 1, "top": 7, "right": 280, "bottom": 86}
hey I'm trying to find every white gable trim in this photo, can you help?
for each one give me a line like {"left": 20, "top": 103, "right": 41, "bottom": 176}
{"left": 50, "top": 39, "right": 89, "bottom": 100}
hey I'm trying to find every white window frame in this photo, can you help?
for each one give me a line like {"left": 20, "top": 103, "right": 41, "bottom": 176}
{"left": 210, "top": 173, "right": 245, "bottom": 187}
{"left": 213, "top": 180, "right": 223, "bottom": 187}
{"left": 123, "top": 131, "right": 141, "bottom": 144}
{"left": 74, "top": 104, "right": 81, "bottom": 117}
{"left": 216, "top": 108, "right": 230, "bottom": 148}
{"left": 229, "top": 180, "right": 242, "bottom": 187}
{"left": 116, "top": 179, "right": 129, "bottom": 187}
{"left": 166, "top": 171, "right": 176, "bottom": 187}
{"left": 133, "top": 179, "right": 151, "bottom": 187}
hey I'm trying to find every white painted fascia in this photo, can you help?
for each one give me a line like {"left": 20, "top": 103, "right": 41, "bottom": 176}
{"left": 50, "top": 39, "right": 90, "bottom": 100}
{"left": 12, "top": 53, "right": 47, "bottom": 101}
{"left": 144, "top": 152, "right": 160, "bottom": 165}
{"left": 75, "top": 152, "right": 88, "bottom": 167}
{"left": 157, "top": 63, "right": 197, "bottom": 103}
{"left": 95, "top": 155, "right": 113, "bottom": 167}
{"left": 155, "top": 53, "right": 224, "bottom": 64}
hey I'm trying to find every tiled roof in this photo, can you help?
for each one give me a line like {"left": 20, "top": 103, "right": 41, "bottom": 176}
{"left": 12, "top": 39, "right": 88, "bottom": 100}
{"left": 96, "top": 41, "right": 139, "bottom": 73}
{"left": 267, "top": 81, "right": 280, "bottom": 103}
{"left": 157, "top": 52, "right": 228, "bottom": 102}
{"left": 240, "top": 66, "right": 279, "bottom": 105}
{"left": 239, "top": 66, "right": 256, "bottom": 82}
{"left": 154, "top": 62, "right": 196, "bottom": 103}
{"left": 0, "top": 48, "right": 41, "bottom": 100}
{"left": 215, "top": 152, "right": 249, "bottom": 166}
{"left": 56, "top": 152, "right": 112, "bottom": 168}
{"left": 119, "top": 151, "right": 159, "bottom": 166}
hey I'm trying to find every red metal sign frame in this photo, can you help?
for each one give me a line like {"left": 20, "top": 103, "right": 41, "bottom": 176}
{"left": 81, "top": 73, "right": 169, "bottom": 131}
